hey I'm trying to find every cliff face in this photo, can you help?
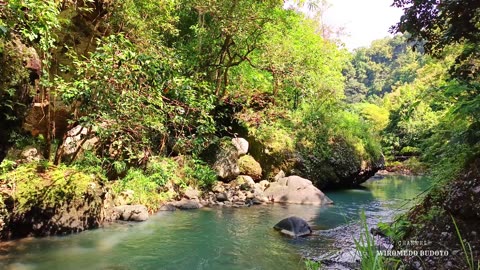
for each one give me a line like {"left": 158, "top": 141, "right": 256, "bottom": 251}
{"left": 0, "top": 39, "right": 38, "bottom": 163}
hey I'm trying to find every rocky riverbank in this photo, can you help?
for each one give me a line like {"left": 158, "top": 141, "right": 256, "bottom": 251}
{"left": 160, "top": 173, "right": 333, "bottom": 211}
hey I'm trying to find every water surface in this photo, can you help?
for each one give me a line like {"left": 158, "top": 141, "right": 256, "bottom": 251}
{"left": 0, "top": 175, "right": 431, "bottom": 270}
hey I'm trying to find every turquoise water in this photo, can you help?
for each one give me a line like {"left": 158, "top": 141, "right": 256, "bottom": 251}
{"left": 0, "top": 175, "right": 431, "bottom": 270}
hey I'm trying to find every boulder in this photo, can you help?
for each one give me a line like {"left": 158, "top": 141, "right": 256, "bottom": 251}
{"left": 274, "top": 216, "right": 312, "bottom": 237}
{"left": 263, "top": 176, "right": 333, "bottom": 205}
{"left": 212, "top": 181, "right": 226, "bottom": 193}
{"left": 238, "top": 155, "right": 262, "bottom": 180}
{"left": 233, "top": 175, "right": 255, "bottom": 190}
{"left": 274, "top": 170, "right": 286, "bottom": 181}
{"left": 183, "top": 187, "right": 201, "bottom": 200}
{"left": 57, "top": 125, "right": 99, "bottom": 163}
{"left": 21, "top": 147, "right": 43, "bottom": 162}
{"left": 296, "top": 138, "right": 385, "bottom": 188}
{"left": 201, "top": 138, "right": 240, "bottom": 181}
{"left": 232, "top": 137, "right": 249, "bottom": 156}
{"left": 116, "top": 189, "right": 134, "bottom": 206}
{"left": 173, "top": 199, "right": 202, "bottom": 210}
{"left": 257, "top": 180, "right": 270, "bottom": 191}
{"left": 159, "top": 203, "right": 177, "bottom": 211}
{"left": 114, "top": 205, "right": 149, "bottom": 222}
{"left": 216, "top": 192, "right": 229, "bottom": 202}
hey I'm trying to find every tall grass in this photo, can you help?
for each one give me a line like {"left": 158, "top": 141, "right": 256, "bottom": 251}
{"left": 353, "top": 211, "right": 385, "bottom": 270}
{"left": 451, "top": 215, "right": 480, "bottom": 270}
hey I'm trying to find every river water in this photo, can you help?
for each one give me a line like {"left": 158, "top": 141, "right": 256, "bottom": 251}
{"left": 0, "top": 175, "right": 430, "bottom": 270}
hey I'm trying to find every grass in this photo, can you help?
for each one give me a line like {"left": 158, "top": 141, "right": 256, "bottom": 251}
{"left": 353, "top": 211, "right": 404, "bottom": 270}
{"left": 304, "top": 258, "right": 322, "bottom": 270}
{"left": 451, "top": 215, "right": 480, "bottom": 270}
{"left": 353, "top": 211, "right": 385, "bottom": 270}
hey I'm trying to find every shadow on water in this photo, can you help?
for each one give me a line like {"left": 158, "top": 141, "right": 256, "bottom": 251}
{"left": 0, "top": 175, "right": 431, "bottom": 270}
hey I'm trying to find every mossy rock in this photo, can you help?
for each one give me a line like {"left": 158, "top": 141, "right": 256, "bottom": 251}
{"left": 297, "top": 137, "right": 384, "bottom": 188}
{"left": 0, "top": 162, "right": 116, "bottom": 240}
{"left": 238, "top": 155, "right": 262, "bottom": 181}
{"left": 200, "top": 137, "right": 240, "bottom": 181}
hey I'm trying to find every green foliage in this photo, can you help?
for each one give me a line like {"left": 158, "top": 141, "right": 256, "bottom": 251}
{"left": 0, "top": 162, "right": 96, "bottom": 213}
{"left": 112, "top": 168, "right": 171, "bottom": 211}
{"left": 71, "top": 151, "right": 108, "bottom": 181}
{"left": 344, "top": 35, "right": 423, "bottom": 103}
{"left": 57, "top": 33, "right": 216, "bottom": 165}
{"left": 0, "top": 159, "right": 16, "bottom": 174}
{"left": 298, "top": 102, "right": 382, "bottom": 163}
{"left": 184, "top": 158, "right": 217, "bottom": 188}
{"left": 353, "top": 211, "right": 386, "bottom": 270}
{"left": 354, "top": 103, "right": 390, "bottom": 133}
{"left": 304, "top": 259, "right": 322, "bottom": 270}
{"left": 230, "top": 9, "right": 348, "bottom": 109}
{"left": 377, "top": 216, "right": 411, "bottom": 243}
{"left": 392, "top": 0, "right": 480, "bottom": 82}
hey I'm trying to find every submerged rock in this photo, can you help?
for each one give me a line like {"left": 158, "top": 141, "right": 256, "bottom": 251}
{"left": 274, "top": 216, "right": 312, "bottom": 237}
{"left": 264, "top": 176, "right": 333, "bottom": 205}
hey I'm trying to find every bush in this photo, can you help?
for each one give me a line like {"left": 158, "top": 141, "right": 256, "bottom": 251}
{"left": 112, "top": 168, "right": 171, "bottom": 212}
{"left": 184, "top": 158, "right": 217, "bottom": 188}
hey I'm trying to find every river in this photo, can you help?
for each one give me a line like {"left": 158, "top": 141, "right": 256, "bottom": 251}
{"left": 0, "top": 175, "right": 431, "bottom": 270}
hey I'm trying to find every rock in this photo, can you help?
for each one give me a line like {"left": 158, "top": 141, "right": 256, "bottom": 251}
{"left": 174, "top": 199, "right": 202, "bottom": 210}
{"left": 258, "top": 180, "right": 270, "bottom": 191}
{"left": 159, "top": 204, "right": 177, "bottom": 211}
{"left": 263, "top": 176, "right": 333, "bottom": 205}
{"left": 183, "top": 187, "right": 200, "bottom": 199}
{"left": 274, "top": 170, "right": 286, "bottom": 181}
{"left": 274, "top": 216, "right": 312, "bottom": 237}
{"left": 232, "top": 137, "right": 249, "bottom": 155}
{"left": 212, "top": 181, "right": 226, "bottom": 193}
{"left": 20, "top": 147, "right": 43, "bottom": 162}
{"left": 116, "top": 189, "right": 134, "bottom": 206}
{"left": 0, "top": 40, "right": 40, "bottom": 163}
{"left": 2, "top": 185, "right": 117, "bottom": 239}
{"left": 233, "top": 175, "right": 255, "bottom": 190}
{"left": 57, "top": 125, "right": 99, "bottom": 163}
{"left": 238, "top": 155, "right": 262, "bottom": 180}
{"left": 201, "top": 138, "right": 240, "bottom": 181}
{"left": 296, "top": 139, "right": 385, "bottom": 188}
{"left": 250, "top": 198, "right": 263, "bottom": 205}
{"left": 216, "top": 192, "right": 229, "bottom": 202}
{"left": 114, "top": 205, "right": 149, "bottom": 222}
{"left": 236, "top": 192, "right": 247, "bottom": 202}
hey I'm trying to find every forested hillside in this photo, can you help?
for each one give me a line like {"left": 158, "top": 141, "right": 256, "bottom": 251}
{"left": 0, "top": 0, "right": 383, "bottom": 237}
{"left": 0, "top": 0, "right": 479, "bottom": 269}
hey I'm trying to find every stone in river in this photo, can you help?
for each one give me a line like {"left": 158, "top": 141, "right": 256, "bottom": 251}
{"left": 274, "top": 216, "right": 312, "bottom": 237}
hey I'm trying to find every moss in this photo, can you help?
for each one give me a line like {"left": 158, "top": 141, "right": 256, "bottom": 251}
{"left": 238, "top": 155, "right": 262, "bottom": 180}
{"left": 0, "top": 162, "right": 96, "bottom": 214}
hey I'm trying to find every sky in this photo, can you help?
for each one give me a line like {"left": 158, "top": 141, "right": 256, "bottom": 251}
{"left": 322, "top": 0, "right": 404, "bottom": 50}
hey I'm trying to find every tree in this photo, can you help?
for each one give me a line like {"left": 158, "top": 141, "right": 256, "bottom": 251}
{"left": 392, "top": 0, "right": 480, "bottom": 82}
{"left": 175, "top": 0, "right": 283, "bottom": 97}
